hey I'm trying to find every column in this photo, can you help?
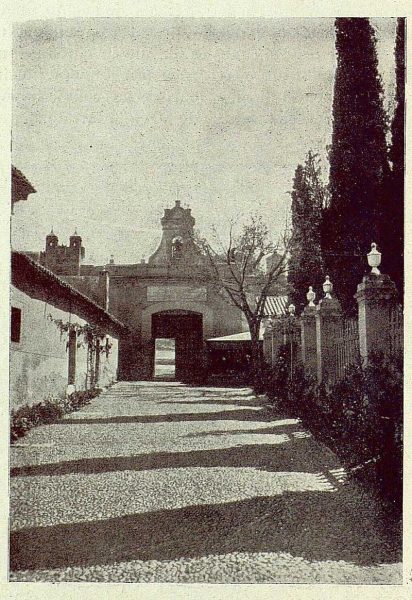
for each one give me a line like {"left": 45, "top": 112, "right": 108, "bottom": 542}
{"left": 315, "top": 278, "right": 342, "bottom": 384}
{"left": 301, "top": 306, "right": 317, "bottom": 377}
{"left": 355, "top": 273, "right": 398, "bottom": 363}
{"left": 67, "top": 327, "right": 77, "bottom": 389}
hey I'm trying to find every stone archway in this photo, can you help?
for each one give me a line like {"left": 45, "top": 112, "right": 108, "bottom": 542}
{"left": 151, "top": 310, "right": 203, "bottom": 382}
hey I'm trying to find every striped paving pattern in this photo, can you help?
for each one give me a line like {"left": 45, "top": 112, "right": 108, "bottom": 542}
{"left": 9, "top": 382, "right": 402, "bottom": 583}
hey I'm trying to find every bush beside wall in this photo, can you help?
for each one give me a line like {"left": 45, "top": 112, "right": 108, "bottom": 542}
{"left": 10, "top": 388, "right": 102, "bottom": 443}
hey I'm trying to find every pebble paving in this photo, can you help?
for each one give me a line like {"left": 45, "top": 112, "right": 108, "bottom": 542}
{"left": 9, "top": 381, "right": 402, "bottom": 583}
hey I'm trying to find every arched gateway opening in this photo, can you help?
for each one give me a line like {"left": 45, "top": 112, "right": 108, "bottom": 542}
{"left": 151, "top": 310, "right": 203, "bottom": 382}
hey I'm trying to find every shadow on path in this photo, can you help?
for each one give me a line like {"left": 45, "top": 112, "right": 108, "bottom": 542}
{"left": 156, "top": 398, "right": 264, "bottom": 408}
{"left": 10, "top": 491, "right": 401, "bottom": 572}
{"left": 11, "top": 438, "right": 332, "bottom": 478}
{"left": 59, "top": 408, "right": 272, "bottom": 425}
{"left": 183, "top": 422, "right": 301, "bottom": 439}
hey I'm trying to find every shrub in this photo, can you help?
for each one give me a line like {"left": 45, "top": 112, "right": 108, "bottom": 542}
{"left": 265, "top": 351, "right": 403, "bottom": 507}
{"left": 10, "top": 387, "right": 102, "bottom": 443}
{"left": 40, "top": 399, "right": 64, "bottom": 424}
{"left": 265, "top": 343, "right": 301, "bottom": 407}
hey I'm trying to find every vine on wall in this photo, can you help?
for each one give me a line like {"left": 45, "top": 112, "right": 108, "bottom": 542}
{"left": 47, "top": 314, "right": 112, "bottom": 357}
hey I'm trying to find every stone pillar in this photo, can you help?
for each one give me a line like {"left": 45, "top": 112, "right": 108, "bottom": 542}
{"left": 355, "top": 273, "right": 398, "bottom": 362}
{"left": 271, "top": 319, "right": 285, "bottom": 365}
{"left": 262, "top": 324, "right": 273, "bottom": 365}
{"left": 301, "top": 306, "right": 317, "bottom": 377}
{"left": 315, "top": 297, "right": 342, "bottom": 384}
{"left": 263, "top": 320, "right": 285, "bottom": 366}
{"left": 95, "top": 338, "right": 101, "bottom": 386}
{"left": 67, "top": 328, "right": 77, "bottom": 386}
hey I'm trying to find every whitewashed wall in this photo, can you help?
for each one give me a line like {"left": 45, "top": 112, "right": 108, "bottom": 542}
{"left": 10, "top": 286, "right": 119, "bottom": 409}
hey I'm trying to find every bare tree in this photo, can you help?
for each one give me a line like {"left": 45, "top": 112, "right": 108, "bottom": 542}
{"left": 197, "top": 215, "right": 291, "bottom": 392}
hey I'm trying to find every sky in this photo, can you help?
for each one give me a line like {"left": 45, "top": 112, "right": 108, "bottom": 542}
{"left": 11, "top": 17, "right": 397, "bottom": 265}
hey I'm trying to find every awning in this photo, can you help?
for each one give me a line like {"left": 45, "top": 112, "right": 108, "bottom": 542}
{"left": 207, "top": 330, "right": 263, "bottom": 342}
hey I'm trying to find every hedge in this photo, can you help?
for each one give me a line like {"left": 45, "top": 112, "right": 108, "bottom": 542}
{"left": 265, "top": 347, "right": 403, "bottom": 509}
{"left": 10, "top": 388, "right": 102, "bottom": 443}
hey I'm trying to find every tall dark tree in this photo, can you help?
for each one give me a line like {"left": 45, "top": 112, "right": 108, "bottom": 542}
{"left": 322, "top": 18, "right": 390, "bottom": 314}
{"left": 288, "top": 151, "right": 325, "bottom": 314}
{"left": 382, "top": 17, "right": 405, "bottom": 295}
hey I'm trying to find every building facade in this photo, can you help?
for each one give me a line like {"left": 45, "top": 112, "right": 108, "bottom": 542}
{"left": 38, "top": 201, "right": 246, "bottom": 382}
{"left": 11, "top": 166, "right": 128, "bottom": 407}
{"left": 10, "top": 251, "right": 128, "bottom": 409}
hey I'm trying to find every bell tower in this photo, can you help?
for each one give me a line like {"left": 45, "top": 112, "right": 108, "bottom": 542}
{"left": 45, "top": 229, "right": 58, "bottom": 249}
{"left": 148, "top": 200, "right": 197, "bottom": 266}
{"left": 70, "top": 230, "right": 85, "bottom": 260}
{"left": 40, "top": 229, "right": 85, "bottom": 275}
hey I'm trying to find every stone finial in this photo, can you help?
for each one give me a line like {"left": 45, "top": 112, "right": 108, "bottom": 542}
{"left": 288, "top": 303, "right": 296, "bottom": 316}
{"left": 307, "top": 286, "right": 316, "bottom": 307}
{"left": 323, "top": 275, "right": 333, "bottom": 299}
{"left": 367, "top": 242, "right": 381, "bottom": 275}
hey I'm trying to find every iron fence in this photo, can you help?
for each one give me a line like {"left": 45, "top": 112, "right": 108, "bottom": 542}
{"left": 331, "top": 318, "right": 360, "bottom": 382}
{"left": 389, "top": 304, "right": 403, "bottom": 357}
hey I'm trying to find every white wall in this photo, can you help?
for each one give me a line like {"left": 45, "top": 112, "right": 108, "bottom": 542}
{"left": 98, "top": 337, "right": 118, "bottom": 388}
{"left": 10, "top": 286, "right": 118, "bottom": 409}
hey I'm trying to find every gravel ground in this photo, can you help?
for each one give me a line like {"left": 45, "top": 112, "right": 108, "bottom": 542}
{"left": 9, "top": 382, "right": 402, "bottom": 583}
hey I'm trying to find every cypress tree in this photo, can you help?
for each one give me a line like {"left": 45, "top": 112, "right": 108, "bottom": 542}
{"left": 322, "top": 18, "right": 390, "bottom": 314}
{"left": 383, "top": 17, "right": 405, "bottom": 295}
{"left": 288, "top": 151, "right": 325, "bottom": 314}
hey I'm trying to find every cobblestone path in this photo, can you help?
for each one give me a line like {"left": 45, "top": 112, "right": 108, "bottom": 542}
{"left": 9, "top": 382, "right": 402, "bottom": 583}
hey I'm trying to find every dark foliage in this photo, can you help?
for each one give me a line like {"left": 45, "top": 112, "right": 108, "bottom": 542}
{"left": 265, "top": 351, "right": 403, "bottom": 509}
{"left": 264, "top": 342, "right": 303, "bottom": 404}
{"left": 288, "top": 151, "right": 325, "bottom": 314}
{"left": 10, "top": 388, "right": 101, "bottom": 443}
{"left": 382, "top": 18, "right": 405, "bottom": 296}
{"left": 322, "top": 18, "right": 390, "bottom": 314}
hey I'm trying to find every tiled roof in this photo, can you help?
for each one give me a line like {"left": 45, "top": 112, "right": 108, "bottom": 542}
{"left": 11, "top": 251, "right": 128, "bottom": 337}
{"left": 261, "top": 295, "right": 288, "bottom": 317}
{"left": 12, "top": 166, "right": 36, "bottom": 203}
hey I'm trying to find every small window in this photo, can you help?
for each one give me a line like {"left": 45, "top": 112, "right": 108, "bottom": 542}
{"left": 11, "top": 307, "right": 22, "bottom": 343}
{"left": 172, "top": 237, "right": 183, "bottom": 259}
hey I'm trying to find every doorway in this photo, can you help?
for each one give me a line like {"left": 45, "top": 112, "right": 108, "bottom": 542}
{"left": 151, "top": 310, "right": 203, "bottom": 382}
{"left": 154, "top": 338, "right": 176, "bottom": 380}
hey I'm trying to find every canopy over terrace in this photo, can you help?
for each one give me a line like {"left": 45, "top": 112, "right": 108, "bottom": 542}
{"left": 206, "top": 331, "right": 262, "bottom": 385}
{"left": 207, "top": 331, "right": 263, "bottom": 343}
{"left": 205, "top": 295, "right": 287, "bottom": 383}
{"left": 261, "top": 295, "right": 288, "bottom": 319}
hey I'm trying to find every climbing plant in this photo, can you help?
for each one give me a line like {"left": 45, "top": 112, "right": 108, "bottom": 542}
{"left": 47, "top": 315, "right": 112, "bottom": 356}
